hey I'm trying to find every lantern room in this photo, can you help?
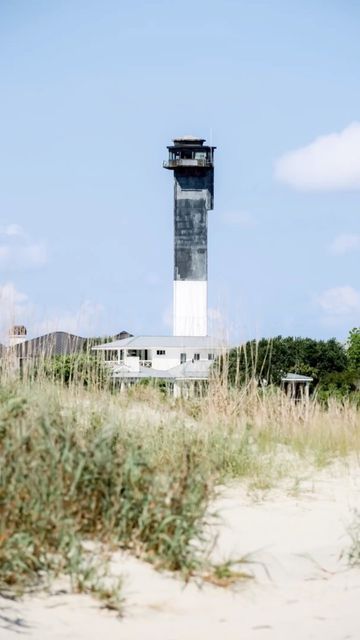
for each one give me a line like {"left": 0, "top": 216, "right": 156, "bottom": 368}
{"left": 163, "top": 136, "right": 215, "bottom": 170}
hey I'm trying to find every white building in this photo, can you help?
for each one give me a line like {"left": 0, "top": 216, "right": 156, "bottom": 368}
{"left": 92, "top": 335, "right": 225, "bottom": 389}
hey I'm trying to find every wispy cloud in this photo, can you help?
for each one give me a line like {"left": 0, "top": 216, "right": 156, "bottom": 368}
{"left": 329, "top": 233, "right": 360, "bottom": 256}
{"left": 317, "top": 285, "right": 360, "bottom": 316}
{"left": 0, "top": 282, "right": 106, "bottom": 342}
{"left": 0, "top": 282, "right": 33, "bottom": 342}
{"left": 0, "top": 222, "right": 47, "bottom": 270}
{"left": 0, "top": 244, "right": 47, "bottom": 269}
{"left": 34, "top": 301, "right": 106, "bottom": 336}
{"left": 0, "top": 224, "right": 24, "bottom": 237}
{"left": 221, "top": 211, "right": 256, "bottom": 227}
{"left": 274, "top": 122, "right": 360, "bottom": 191}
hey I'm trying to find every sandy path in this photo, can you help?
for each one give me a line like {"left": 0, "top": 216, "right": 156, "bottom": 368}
{"left": 1, "top": 465, "right": 360, "bottom": 640}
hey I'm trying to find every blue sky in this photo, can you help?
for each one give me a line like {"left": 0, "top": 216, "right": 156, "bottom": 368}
{"left": 0, "top": 0, "right": 359, "bottom": 342}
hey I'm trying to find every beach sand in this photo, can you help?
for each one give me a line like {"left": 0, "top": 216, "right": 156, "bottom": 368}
{"left": 1, "top": 464, "right": 360, "bottom": 639}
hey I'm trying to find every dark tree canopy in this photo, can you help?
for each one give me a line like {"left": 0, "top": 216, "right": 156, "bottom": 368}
{"left": 225, "top": 336, "right": 347, "bottom": 386}
{"left": 347, "top": 328, "right": 360, "bottom": 374}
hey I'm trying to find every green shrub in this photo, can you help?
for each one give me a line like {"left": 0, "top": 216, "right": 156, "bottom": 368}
{"left": 317, "top": 370, "right": 360, "bottom": 403}
{"left": 26, "top": 354, "right": 110, "bottom": 389}
{"left": 0, "top": 386, "right": 211, "bottom": 593}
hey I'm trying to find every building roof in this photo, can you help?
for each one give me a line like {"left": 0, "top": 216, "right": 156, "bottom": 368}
{"left": 14, "top": 331, "right": 87, "bottom": 358}
{"left": 0, "top": 329, "right": 132, "bottom": 359}
{"left": 114, "top": 331, "right": 132, "bottom": 340}
{"left": 173, "top": 135, "right": 206, "bottom": 145}
{"left": 281, "top": 373, "right": 313, "bottom": 383}
{"left": 93, "top": 335, "right": 226, "bottom": 351}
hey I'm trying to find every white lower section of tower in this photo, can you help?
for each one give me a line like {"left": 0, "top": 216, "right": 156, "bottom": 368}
{"left": 173, "top": 280, "right": 207, "bottom": 336}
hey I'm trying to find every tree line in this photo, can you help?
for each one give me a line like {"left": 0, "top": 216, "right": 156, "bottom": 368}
{"left": 224, "top": 328, "right": 360, "bottom": 399}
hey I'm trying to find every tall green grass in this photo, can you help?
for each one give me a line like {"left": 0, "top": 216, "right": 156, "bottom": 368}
{"left": 0, "top": 384, "right": 211, "bottom": 596}
{"left": 1, "top": 355, "right": 360, "bottom": 598}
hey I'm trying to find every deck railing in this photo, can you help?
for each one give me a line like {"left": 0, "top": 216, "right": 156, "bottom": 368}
{"left": 140, "top": 360, "right": 152, "bottom": 368}
{"left": 163, "top": 158, "right": 213, "bottom": 169}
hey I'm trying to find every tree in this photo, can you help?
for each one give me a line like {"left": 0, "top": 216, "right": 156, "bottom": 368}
{"left": 347, "top": 328, "right": 360, "bottom": 374}
{"left": 224, "top": 336, "right": 347, "bottom": 387}
{"left": 32, "top": 354, "right": 110, "bottom": 389}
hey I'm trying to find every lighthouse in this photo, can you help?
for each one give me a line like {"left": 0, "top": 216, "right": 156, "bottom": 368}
{"left": 163, "top": 136, "right": 216, "bottom": 336}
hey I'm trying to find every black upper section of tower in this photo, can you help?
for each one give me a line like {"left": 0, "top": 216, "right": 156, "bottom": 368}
{"left": 164, "top": 137, "right": 215, "bottom": 282}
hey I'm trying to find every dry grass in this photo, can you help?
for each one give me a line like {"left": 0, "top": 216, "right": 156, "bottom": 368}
{"left": 1, "top": 356, "right": 360, "bottom": 597}
{"left": 203, "top": 375, "right": 360, "bottom": 471}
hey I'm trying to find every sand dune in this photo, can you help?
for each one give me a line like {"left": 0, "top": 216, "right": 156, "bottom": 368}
{"left": 1, "top": 464, "right": 360, "bottom": 640}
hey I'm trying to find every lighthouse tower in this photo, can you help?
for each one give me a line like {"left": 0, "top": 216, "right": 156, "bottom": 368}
{"left": 164, "top": 136, "right": 215, "bottom": 336}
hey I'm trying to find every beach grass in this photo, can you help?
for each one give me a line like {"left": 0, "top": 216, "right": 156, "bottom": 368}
{"left": 1, "top": 362, "right": 360, "bottom": 598}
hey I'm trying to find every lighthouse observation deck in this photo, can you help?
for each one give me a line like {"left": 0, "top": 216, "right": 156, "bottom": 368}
{"left": 163, "top": 157, "right": 213, "bottom": 169}
{"left": 163, "top": 136, "right": 215, "bottom": 170}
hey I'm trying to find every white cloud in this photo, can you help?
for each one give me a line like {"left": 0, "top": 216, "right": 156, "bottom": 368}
{"left": 274, "top": 122, "right": 360, "bottom": 190}
{"left": 317, "top": 285, "right": 360, "bottom": 316}
{"left": 0, "top": 222, "right": 47, "bottom": 269}
{"left": 329, "top": 233, "right": 360, "bottom": 256}
{"left": 0, "top": 282, "right": 28, "bottom": 308}
{"left": 0, "top": 224, "right": 24, "bottom": 237}
{"left": 34, "top": 301, "right": 106, "bottom": 337}
{"left": 24, "top": 244, "right": 47, "bottom": 266}
{"left": 0, "top": 243, "right": 47, "bottom": 269}
{"left": 0, "top": 283, "right": 33, "bottom": 342}
{"left": 222, "top": 211, "right": 256, "bottom": 227}
{"left": 0, "top": 283, "right": 106, "bottom": 342}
